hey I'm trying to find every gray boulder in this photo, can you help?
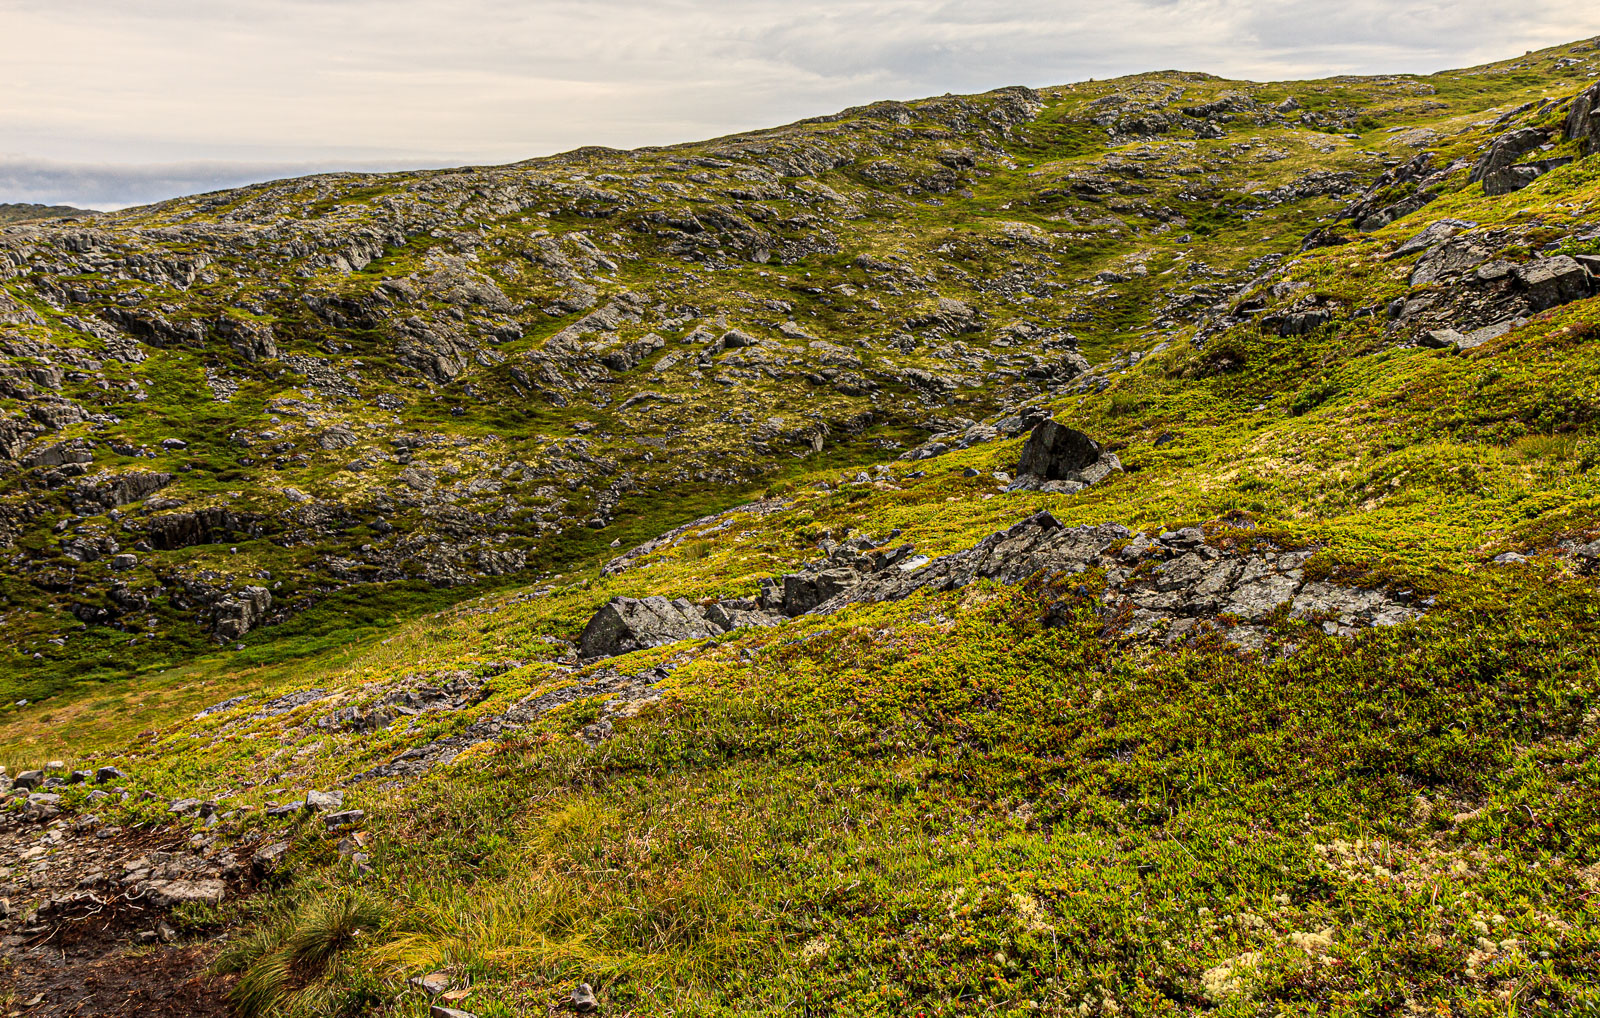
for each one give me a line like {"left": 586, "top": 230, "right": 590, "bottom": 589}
{"left": 580, "top": 595, "right": 722, "bottom": 657}
{"left": 1515, "top": 256, "right": 1592, "bottom": 312}
{"left": 304, "top": 789, "right": 344, "bottom": 813}
{"left": 214, "top": 585, "right": 271, "bottom": 640}
{"left": 1409, "top": 239, "right": 1488, "bottom": 286}
{"left": 572, "top": 984, "right": 600, "bottom": 1013}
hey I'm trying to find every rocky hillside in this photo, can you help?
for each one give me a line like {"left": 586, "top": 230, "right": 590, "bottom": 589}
{"left": 0, "top": 35, "right": 1599, "bottom": 1018}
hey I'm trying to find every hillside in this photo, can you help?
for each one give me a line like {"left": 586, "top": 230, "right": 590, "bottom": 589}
{"left": 0, "top": 203, "right": 97, "bottom": 226}
{"left": 0, "top": 35, "right": 1599, "bottom": 1017}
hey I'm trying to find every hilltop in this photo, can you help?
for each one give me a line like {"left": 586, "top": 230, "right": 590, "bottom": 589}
{"left": 0, "top": 35, "right": 1598, "bottom": 1017}
{"left": 0, "top": 203, "right": 97, "bottom": 226}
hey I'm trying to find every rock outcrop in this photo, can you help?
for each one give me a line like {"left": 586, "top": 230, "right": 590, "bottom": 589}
{"left": 580, "top": 511, "right": 1422, "bottom": 659}
{"left": 1007, "top": 421, "right": 1123, "bottom": 493}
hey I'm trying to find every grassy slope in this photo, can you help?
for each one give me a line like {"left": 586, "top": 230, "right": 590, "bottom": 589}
{"left": 12, "top": 35, "right": 1593, "bottom": 704}
{"left": 3, "top": 39, "right": 1600, "bottom": 1018}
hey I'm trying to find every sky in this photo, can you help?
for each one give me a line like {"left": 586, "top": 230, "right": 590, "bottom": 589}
{"left": 3, "top": 0, "right": 1597, "bottom": 210}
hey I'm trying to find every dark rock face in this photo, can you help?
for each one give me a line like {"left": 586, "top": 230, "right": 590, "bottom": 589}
{"left": 70, "top": 470, "right": 173, "bottom": 510}
{"left": 1466, "top": 125, "right": 1578, "bottom": 195}
{"left": 1015, "top": 421, "right": 1100, "bottom": 480}
{"left": 213, "top": 317, "right": 278, "bottom": 361}
{"left": 1470, "top": 128, "right": 1548, "bottom": 185}
{"left": 1567, "top": 82, "right": 1600, "bottom": 154}
{"left": 147, "top": 508, "right": 264, "bottom": 550}
{"left": 1007, "top": 421, "right": 1122, "bottom": 494}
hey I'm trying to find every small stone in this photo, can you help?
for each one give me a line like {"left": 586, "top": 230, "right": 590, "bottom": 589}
{"left": 322, "top": 809, "right": 365, "bottom": 830}
{"left": 95, "top": 766, "right": 126, "bottom": 783}
{"left": 13, "top": 770, "right": 43, "bottom": 790}
{"left": 410, "top": 971, "right": 451, "bottom": 996}
{"left": 251, "top": 841, "right": 291, "bottom": 875}
{"left": 304, "top": 789, "right": 344, "bottom": 813}
{"left": 429, "top": 1007, "right": 478, "bottom": 1018}
{"left": 67, "top": 770, "right": 93, "bottom": 785}
{"left": 142, "top": 878, "right": 226, "bottom": 907}
{"left": 572, "top": 983, "right": 600, "bottom": 1013}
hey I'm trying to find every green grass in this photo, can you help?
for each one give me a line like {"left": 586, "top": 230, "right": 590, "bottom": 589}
{"left": 4, "top": 32, "right": 1600, "bottom": 1018}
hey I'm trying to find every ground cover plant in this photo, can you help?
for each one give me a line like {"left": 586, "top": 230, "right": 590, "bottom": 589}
{"left": 1, "top": 33, "right": 1599, "bottom": 1018}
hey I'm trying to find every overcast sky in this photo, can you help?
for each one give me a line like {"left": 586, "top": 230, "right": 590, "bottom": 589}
{"left": 3, "top": 0, "right": 1597, "bottom": 210}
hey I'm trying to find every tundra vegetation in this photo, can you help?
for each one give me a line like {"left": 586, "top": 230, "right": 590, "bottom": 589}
{"left": 1, "top": 35, "right": 1599, "bottom": 1018}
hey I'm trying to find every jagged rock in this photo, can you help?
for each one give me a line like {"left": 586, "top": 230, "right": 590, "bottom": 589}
{"left": 580, "top": 596, "right": 722, "bottom": 657}
{"left": 13, "top": 770, "right": 43, "bottom": 790}
{"left": 429, "top": 1007, "right": 478, "bottom": 1018}
{"left": 214, "top": 317, "right": 278, "bottom": 361}
{"left": 94, "top": 766, "right": 125, "bottom": 783}
{"left": 148, "top": 508, "right": 262, "bottom": 550}
{"left": 1565, "top": 82, "right": 1600, "bottom": 153}
{"left": 322, "top": 809, "right": 365, "bottom": 829}
{"left": 601, "top": 332, "right": 665, "bottom": 371}
{"left": 70, "top": 470, "right": 173, "bottom": 510}
{"left": 318, "top": 424, "right": 358, "bottom": 450}
{"left": 1264, "top": 309, "right": 1333, "bottom": 336}
{"left": 1421, "top": 318, "right": 1524, "bottom": 353}
{"left": 1409, "top": 239, "right": 1489, "bottom": 287}
{"left": 251, "top": 841, "right": 291, "bottom": 875}
{"left": 1469, "top": 128, "right": 1549, "bottom": 186}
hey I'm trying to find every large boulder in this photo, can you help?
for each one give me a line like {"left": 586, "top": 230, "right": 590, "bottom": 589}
{"left": 1567, "top": 82, "right": 1600, "bottom": 154}
{"left": 1015, "top": 421, "right": 1101, "bottom": 480}
{"left": 1515, "top": 256, "right": 1592, "bottom": 312}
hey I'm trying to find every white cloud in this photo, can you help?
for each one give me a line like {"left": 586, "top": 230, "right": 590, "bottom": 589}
{"left": 1, "top": 0, "right": 1596, "bottom": 207}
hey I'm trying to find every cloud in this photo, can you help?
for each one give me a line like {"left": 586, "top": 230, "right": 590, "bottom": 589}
{"left": 1, "top": 0, "right": 1596, "bottom": 208}
{"left": 0, "top": 157, "right": 432, "bottom": 211}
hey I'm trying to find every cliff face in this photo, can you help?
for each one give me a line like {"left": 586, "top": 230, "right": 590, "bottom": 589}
{"left": 1, "top": 37, "right": 1600, "bottom": 1017}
